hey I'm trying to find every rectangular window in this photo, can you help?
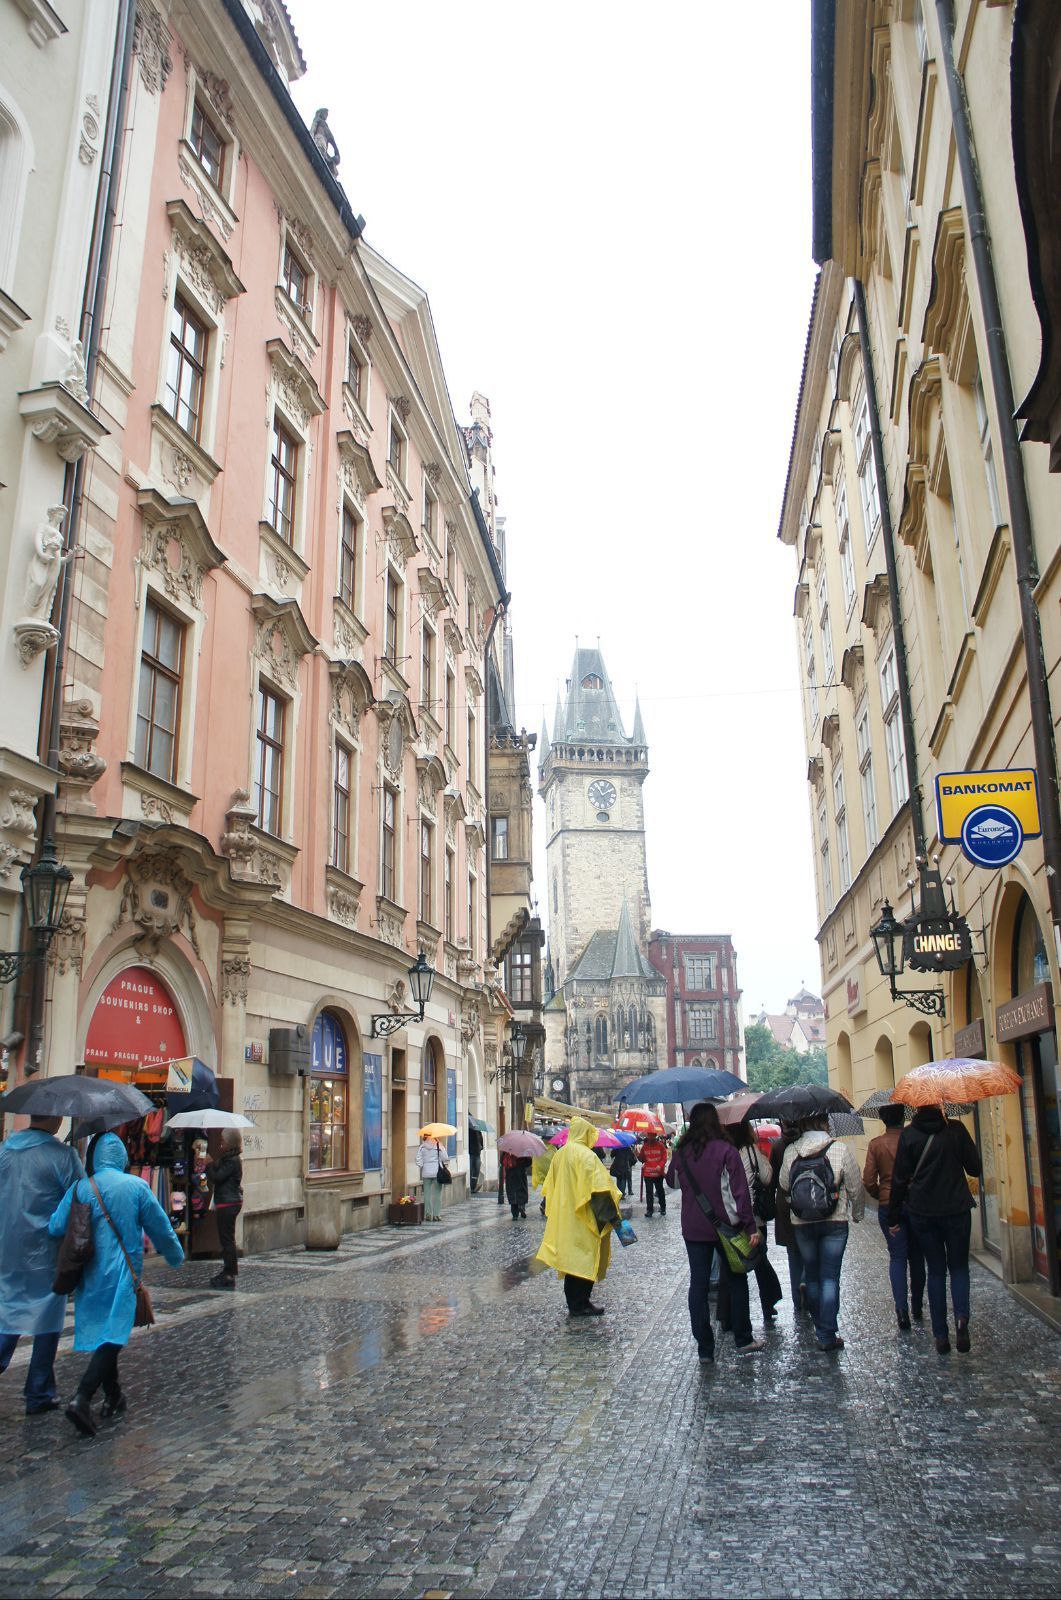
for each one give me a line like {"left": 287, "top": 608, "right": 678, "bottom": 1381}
{"left": 189, "top": 98, "right": 226, "bottom": 190}
{"left": 445, "top": 530, "right": 456, "bottom": 595}
{"left": 268, "top": 417, "right": 298, "bottom": 545}
{"left": 444, "top": 847, "right": 454, "bottom": 940}
{"left": 855, "top": 395, "right": 882, "bottom": 549}
{"left": 422, "top": 1046, "right": 437, "bottom": 1126}
{"left": 388, "top": 416, "right": 405, "bottom": 481}
{"left": 135, "top": 598, "right": 184, "bottom": 782}
{"left": 281, "top": 240, "right": 310, "bottom": 316}
{"left": 309, "top": 1074, "right": 347, "bottom": 1173}
{"left": 384, "top": 569, "right": 400, "bottom": 664}
{"left": 467, "top": 873, "right": 477, "bottom": 960}
{"left": 880, "top": 648, "right": 909, "bottom": 812}
{"left": 805, "top": 617, "right": 819, "bottom": 728}
{"left": 491, "top": 815, "right": 509, "bottom": 860}
{"left": 445, "top": 669, "right": 455, "bottom": 748}
{"left": 381, "top": 784, "right": 397, "bottom": 902}
{"left": 817, "top": 568, "right": 834, "bottom": 684}
{"left": 421, "top": 624, "right": 435, "bottom": 714}
{"left": 254, "top": 684, "right": 285, "bottom": 835}
{"left": 819, "top": 798, "right": 833, "bottom": 910}
{"left": 423, "top": 480, "right": 436, "bottom": 544}
{"left": 332, "top": 742, "right": 351, "bottom": 871}
{"left": 687, "top": 1004, "right": 717, "bottom": 1042}
{"left": 833, "top": 767, "right": 851, "bottom": 893}
{"left": 914, "top": 0, "right": 927, "bottom": 64}
{"left": 506, "top": 941, "right": 534, "bottom": 1004}
{"left": 339, "top": 503, "right": 360, "bottom": 613}
{"left": 420, "top": 819, "right": 433, "bottom": 925}
{"left": 467, "top": 707, "right": 477, "bottom": 784}
{"left": 164, "top": 294, "right": 208, "bottom": 442}
{"left": 836, "top": 478, "right": 857, "bottom": 613}
{"left": 346, "top": 340, "right": 363, "bottom": 405}
{"left": 857, "top": 707, "right": 879, "bottom": 850}
{"left": 974, "top": 373, "right": 1004, "bottom": 528}
{"left": 683, "top": 955, "right": 715, "bottom": 991}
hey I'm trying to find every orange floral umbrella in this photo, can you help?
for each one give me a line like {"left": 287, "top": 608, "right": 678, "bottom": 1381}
{"left": 892, "top": 1058, "right": 1022, "bottom": 1107}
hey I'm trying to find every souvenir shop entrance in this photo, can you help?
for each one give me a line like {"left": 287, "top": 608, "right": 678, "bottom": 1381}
{"left": 82, "top": 965, "right": 233, "bottom": 1258}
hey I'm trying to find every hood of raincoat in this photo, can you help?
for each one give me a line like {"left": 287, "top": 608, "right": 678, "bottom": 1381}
{"left": 536, "top": 1118, "right": 621, "bottom": 1284}
{"left": 568, "top": 1116, "right": 599, "bottom": 1149}
{"left": 791, "top": 1129, "right": 833, "bottom": 1158}
{"left": 91, "top": 1132, "right": 130, "bottom": 1174}
{"left": 0, "top": 1129, "right": 85, "bottom": 1336}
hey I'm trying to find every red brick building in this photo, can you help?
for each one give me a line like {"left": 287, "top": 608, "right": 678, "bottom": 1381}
{"left": 647, "top": 933, "right": 745, "bottom": 1081}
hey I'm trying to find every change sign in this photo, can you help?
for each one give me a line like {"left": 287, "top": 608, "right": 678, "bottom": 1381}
{"left": 935, "top": 768, "right": 1040, "bottom": 868}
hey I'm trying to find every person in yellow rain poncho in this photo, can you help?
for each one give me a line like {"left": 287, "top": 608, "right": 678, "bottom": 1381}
{"left": 536, "top": 1118, "right": 622, "bottom": 1317}
{"left": 531, "top": 1144, "right": 554, "bottom": 1218}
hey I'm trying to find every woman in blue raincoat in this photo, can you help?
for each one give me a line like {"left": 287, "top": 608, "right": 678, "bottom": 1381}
{"left": 49, "top": 1132, "right": 184, "bottom": 1436}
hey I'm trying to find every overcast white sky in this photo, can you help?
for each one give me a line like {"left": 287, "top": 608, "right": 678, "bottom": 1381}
{"left": 293, "top": 0, "right": 820, "bottom": 1017}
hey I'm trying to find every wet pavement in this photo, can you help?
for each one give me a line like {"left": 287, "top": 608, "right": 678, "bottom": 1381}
{"left": 1, "top": 1195, "right": 1060, "bottom": 1599}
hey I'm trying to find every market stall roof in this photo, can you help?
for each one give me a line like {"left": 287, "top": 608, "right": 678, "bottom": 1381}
{"left": 526, "top": 1095, "right": 612, "bottom": 1129}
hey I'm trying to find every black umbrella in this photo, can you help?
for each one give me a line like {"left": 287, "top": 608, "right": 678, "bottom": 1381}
{"left": 0, "top": 1074, "right": 154, "bottom": 1125}
{"left": 753, "top": 1082, "right": 854, "bottom": 1123}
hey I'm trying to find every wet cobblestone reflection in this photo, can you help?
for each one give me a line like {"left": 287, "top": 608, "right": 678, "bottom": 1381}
{"left": 1, "top": 1200, "right": 1060, "bottom": 1598}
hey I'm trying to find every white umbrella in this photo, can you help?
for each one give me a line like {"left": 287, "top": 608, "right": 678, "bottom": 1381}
{"left": 165, "top": 1109, "right": 256, "bottom": 1130}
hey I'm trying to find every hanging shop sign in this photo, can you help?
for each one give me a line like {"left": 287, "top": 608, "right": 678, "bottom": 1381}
{"left": 954, "top": 1018, "right": 986, "bottom": 1059}
{"left": 84, "top": 966, "right": 187, "bottom": 1069}
{"left": 902, "top": 863, "right": 975, "bottom": 973}
{"left": 996, "top": 982, "right": 1055, "bottom": 1043}
{"left": 935, "top": 768, "right": 1041, "bottom": 868}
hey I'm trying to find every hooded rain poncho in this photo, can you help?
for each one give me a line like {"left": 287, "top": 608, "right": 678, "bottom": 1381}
{"left": 48, "top": 1132, "right": 184, "bottom": 1350}
{"left": 0, "top": 1129, "right": 84, "bottom": 1336}
{"left": 536, "top": 1118, "right": 621, "bottom": 1283}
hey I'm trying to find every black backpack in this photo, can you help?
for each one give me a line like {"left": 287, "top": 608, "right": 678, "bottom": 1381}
{"left": 787, "top": 1141, "right": 841, "bottom": 1221}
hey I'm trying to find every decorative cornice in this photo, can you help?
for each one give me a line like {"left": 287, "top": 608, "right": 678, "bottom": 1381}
{"left": 381, "top": 504, "right": 417, "bottom": 564}
{"left": 19, "top": 382, "right": 107, "bottom": 463}
{"left": 0, "top": 288, "right": 30, "bottom": 353}
{"left": 266, "top": 336, "right": 326, "bottom": 432}
{"left": 166, "top": 199, "right": 245, "bottom": 315}
{"left": 336, "top": 429, "right": 382, "bottom": 506}
{"left": 137, "top": 487, "right": 225, "bottom": 609}
{"left": 133, "top": 0, "right": 172, "bottom": 94}
{"left": 251, "top": 593, "right": 318, "bottom": 692}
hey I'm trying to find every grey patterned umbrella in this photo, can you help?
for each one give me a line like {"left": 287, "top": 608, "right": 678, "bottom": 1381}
{"left": 856, "top": 1087, "right": 972, "bottom": 1119}
{"left": 828, "top": 1111, "right": 865, "bottom": 1137}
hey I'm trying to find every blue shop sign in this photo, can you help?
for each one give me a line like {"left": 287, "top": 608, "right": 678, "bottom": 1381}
{"left": 311, "top": 1012, "right": 348, "bottom": 1076}
{"left": 960, "top": 804, "right": 1025, "bottom": 869}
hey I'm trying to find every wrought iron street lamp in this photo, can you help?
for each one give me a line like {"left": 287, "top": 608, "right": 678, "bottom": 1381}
{"left": 0, "top": 838, "right": 73, "bottom": 986}
{"left": 370, "top": 948, "right": 436, "bottom": 1037}
{"left": 869, "top": 897, "right": 946, "bottom": 1017}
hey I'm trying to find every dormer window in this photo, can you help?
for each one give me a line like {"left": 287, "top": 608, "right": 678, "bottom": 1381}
{"left": 581, "top": 674, "right": 603, "bottom": 690}
{"left": 281, "top": 240, "right": 310, "bottom": 319}
{"left": 190, "top": 98, "right": 226, "bottom": 190}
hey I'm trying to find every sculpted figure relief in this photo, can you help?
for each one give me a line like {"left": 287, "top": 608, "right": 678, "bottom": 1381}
{"left": 25, "top": 506, "right": 70, "bottom": 621}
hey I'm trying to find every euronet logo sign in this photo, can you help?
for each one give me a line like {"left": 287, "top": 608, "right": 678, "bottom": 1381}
{"left": 935, "top": 768, "right": 1041, "bottom": 869}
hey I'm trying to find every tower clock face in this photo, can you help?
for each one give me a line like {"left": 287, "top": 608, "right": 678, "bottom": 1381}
{"left": 587, "top": 780, "right": 616, "bottom": 811}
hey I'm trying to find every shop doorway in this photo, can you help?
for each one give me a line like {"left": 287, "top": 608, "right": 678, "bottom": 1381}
{"left": 390, "top": 1046, "right": 406, "bottom": 1198}
{"left": 1010, "top": 898, "right": 1061, "bottom": 1293}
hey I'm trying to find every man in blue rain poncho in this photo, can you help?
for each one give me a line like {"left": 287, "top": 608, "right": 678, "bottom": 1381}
{"left": 0, "top": 1115, "right": 84, "bottom": 1414}
{"left": 537, "top": 1118, "right": 622, "bottom": 1316}
{"left": 49, "top": 1131, "right": 184, "bottom": 1437}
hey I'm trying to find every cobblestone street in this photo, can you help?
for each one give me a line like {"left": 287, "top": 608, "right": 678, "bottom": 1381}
{"left": 0, "top": 1197, "right": 1060, "bottom": 1600}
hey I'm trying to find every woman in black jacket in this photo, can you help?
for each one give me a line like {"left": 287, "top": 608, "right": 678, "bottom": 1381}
{"left": 206, "top": 1129, "right": 243, "bottom": 1290}
{"left": 888, "top": 1107, "right": 981, "bottom": 1354}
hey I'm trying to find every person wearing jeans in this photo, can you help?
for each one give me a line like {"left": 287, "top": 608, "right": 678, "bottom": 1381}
{"left": 770, "top": 1125, "right": 805, "bottom": 1314}
{"left": 779, "top": 1116, "right": 865, "bottom": 1352}
{"left": 888, "top": 1105, "right": 980, "bottom": 1354}
{"left": 207, "top": 1129, "right": 243, "bottom": 1290}
{"left": 863, "top": 1105, "right": 925, "bottom": 1329}
{"left": 417, "top": 1137, "right": 444, "bottom": 1221}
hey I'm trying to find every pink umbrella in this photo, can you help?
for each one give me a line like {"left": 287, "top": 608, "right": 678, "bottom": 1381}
{"left": 714, "top": 1091, "right": 764, "bottom": 1125}
{"left": 497, "top": 1129, "right": 547, "bottom": 1158}
{"left": 550, "top": 1127, "right": 622, "bottom": 1149}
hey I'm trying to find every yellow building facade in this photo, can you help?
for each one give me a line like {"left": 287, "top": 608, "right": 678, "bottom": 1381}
{"left": 783, "top": 0, "right": 1061, "bottom": 1308}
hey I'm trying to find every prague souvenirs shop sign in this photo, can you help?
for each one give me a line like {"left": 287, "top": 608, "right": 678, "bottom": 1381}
{"left": 935, "top": 768, "right": 1041, "bottom": 868}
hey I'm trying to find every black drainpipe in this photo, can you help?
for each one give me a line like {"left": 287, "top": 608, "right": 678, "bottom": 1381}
{"left": 853, "top": 279, "right": 928, "bottom": 859}
{"left": 934, "top": 0, "right": 1061, "bottom": 935}
{"left": 24, "top": 0, "right": 137, "bottom": 1073}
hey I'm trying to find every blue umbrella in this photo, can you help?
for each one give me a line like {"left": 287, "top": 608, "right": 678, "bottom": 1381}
{"left": 618, "top": 1065, "right": 746, "bottom": 1106}
{"left": 607, "top": 1128, "right": 638, "bottom": 1147}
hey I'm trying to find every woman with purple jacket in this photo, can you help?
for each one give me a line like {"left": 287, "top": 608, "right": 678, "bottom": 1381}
{"left": 666, "top": 1102, "right": 764, "bottom": 1362}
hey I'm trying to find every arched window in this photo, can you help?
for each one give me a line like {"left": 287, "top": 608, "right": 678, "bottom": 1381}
{"left": 422, "top": 1038, "right": 442, "bottom": 1126}
{"left": 581, "top": 673, "right": 603, "bottom": 690}
{"left": 594, "top": 1014, "right": 608, "bottom": 1060}
{"left": 0, "top": 91, "right": 32, "bottom": 291}
{"left": 310, "top": 1011, "right": 348, "bottom": 1171}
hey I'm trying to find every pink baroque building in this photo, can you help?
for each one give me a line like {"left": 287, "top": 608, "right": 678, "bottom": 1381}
{"left": 36, "top": 0, "right": 509, "bottom": 1249}
{"left": 646, "top": 933, "right": 745, "bottom": 1081}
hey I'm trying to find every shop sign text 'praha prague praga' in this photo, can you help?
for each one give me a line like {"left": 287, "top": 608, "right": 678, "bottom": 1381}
{"left": 935, "top": 768, "right": 1041, "bottom": 868}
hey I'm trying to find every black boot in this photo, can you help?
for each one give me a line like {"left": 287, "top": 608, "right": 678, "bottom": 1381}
{"left": 65, "top": 1394, "right": 97, "bottom": 1437}
{"left": 100, "top": 1391, "right": 126, "bottom": 1420}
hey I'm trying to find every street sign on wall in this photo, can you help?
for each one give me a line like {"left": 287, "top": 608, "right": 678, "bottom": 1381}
{"left": 935, "top": 769, "right": 1040, "bottom": 868}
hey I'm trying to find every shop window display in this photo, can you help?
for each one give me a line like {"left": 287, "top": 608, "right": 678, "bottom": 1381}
{"left": 310, "top": 1011, "right": 348, "bottom": 1172}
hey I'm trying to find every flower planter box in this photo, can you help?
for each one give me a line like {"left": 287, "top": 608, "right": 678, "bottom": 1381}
{"left": 388, "top": 1201, "right": 424, "bottom": 1226}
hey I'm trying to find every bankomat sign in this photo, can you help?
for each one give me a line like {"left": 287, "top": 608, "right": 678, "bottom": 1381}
{"left": 935, "top": 768, "right": 1041, "bottom": 868}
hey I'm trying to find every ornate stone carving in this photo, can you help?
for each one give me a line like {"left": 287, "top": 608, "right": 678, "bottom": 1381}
{"left": 79, "top": 97, "right": 100, "bottom": 165}
{"left": 23, "top": 505, "right": 69, "bottom": 621}
{"left": 351, "top": 314, "right": 372, "bottom": 346}
{"left": 220, "top": 790, "right": 258, "bottom": 868}
{"left": 142, "top": 523, "right": 200, "bottom": 607}
{"left": 133, "top": 1, "right": 172, "bottom": 95}
{"left": 61, "top": 341, "right": 89, "bottom": 403}
{"left": 336, "top": 430, "right": 381, "bottom": 509}
{"left": 329, "top": 885, "right": 360, "bottom": 927}
{"left": 456, "top": 944, "right": 478, "bottom": 983}
{"left": 113, "top": 850, "right": 200, "bottom": 955}
{"left": 416, "top": 755, "right": 446, "bottom": 816}
{"left": 219, "top": 791, "right": 291, "bottom": 891}
{"left": 221, "top": 955, "right": 251, "bottom": 1005}
{"left": 461, "top": 997, "right": 481, "bottom": 1046}
{"left": 310, "top": 108, "right": 340, "bottom": 174}
{"left": 275, "top": 206, "right": 314, "bottom": 259}
{"left": 57, "top": 699, "right": 106, "bottom": 806}
{"left": 386, "top": 978, "right": 408, "bottom": 1014}
{"left": 330, "top": 660, "right": 373, "bottom": 733}
{"left": 198, "top": 69, "right": 234, "bottom": 129}
{"left": 47, "top": 911, "right": 86, "bottom": 977}
{"left": 381, "top": 504, "right": 416, "bottom": 565}
{"left": 389, "top": 394, "right": 411, "bottom": 425}
{"left": 268, "top": 338, "right": 324, "bottom": 433}
{"left": 376, "top": 898, "right": 406, "bottom": 949}
{"left": 424, "top": 462, "right": 442, "bottom": 487}
{"left": 139, "top": 790, "right": 176, "bottom": 824}
{"left": 177, "top": 149, "right": 234, "bottom": 242}
{"left": 0, "top": 787, "right": 36, "bottom": 876}
{"left": 167, "top": 200, "right": 244, "bottom": 318}
{"left": 13, "top": 621, "right": 58, "bottom": 668}
{"left": 251, "top": 594, "right": 316, "bottom": 693}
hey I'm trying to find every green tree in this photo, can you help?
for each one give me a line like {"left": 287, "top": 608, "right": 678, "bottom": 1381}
{"left": 744, "top": 1024, "right": 830, "bottom": 1093}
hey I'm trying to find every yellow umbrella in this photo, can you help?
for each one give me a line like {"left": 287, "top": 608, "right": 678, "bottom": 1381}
{"left": 419, "top": 1122, "right": 458, "bottom": 1139}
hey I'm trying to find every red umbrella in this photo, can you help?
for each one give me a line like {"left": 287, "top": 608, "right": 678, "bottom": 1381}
{"left": 615, "top": 1109, "right": 666, "bottom": 1136}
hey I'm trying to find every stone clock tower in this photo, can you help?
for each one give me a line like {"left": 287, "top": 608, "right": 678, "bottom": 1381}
{"left": 538, "top": 646, "right": 666, "bottom": 1108}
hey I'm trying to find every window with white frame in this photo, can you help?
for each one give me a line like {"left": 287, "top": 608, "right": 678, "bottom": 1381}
{"left": 683, "top": 954, "right": 716, "bottom": 991}
{"left": 420, "top": 819, "right": 434, "bottom": 925}
{"left": 267, "top": 414, "right": 299, "bottom": 546}
{"left": 880, "top": 647, "right": 909, "bottom": 812}
{"left": 445, "top": 667, "right": 455, "bottom": 749}
{"left": 388, "top": 411, "right": 407, "bottom": 485}
{"left": 338, "top": 500, "right": 360, "bottom": 613}
{"left": 854, "top": 393, "right": 882, "bottom": 549}
{"left": 254, "top": 682, "right": 286, "bottom": 836}
{"left": 836, "top": 477, "right": 857, "bottom": 614}
{"left": 687, "top": 1003, "right": 718, "bottom": 1042}
{"left": 384, "top": 567, "right": 403, "bottom": 665}
{"left": 135, "top": 598, "right": 185, "bottom": 783}
{"left": 467, "top": 704, "right": 477, "bottom": 785}
{"left": 817, "top": 567, "right": 834, "bottom": 684}
{"left": 420, "top": 621, "right": 436, "bottom": 714}
{"left": 856, "top": 705, "right": 879, "bottom": 850}
{"left": 164, "top": 294, "right": 209, "bottom": 442}
{"left": 380, "top": 783, "right": 398, "bottom": 901}
{"left": 828, "top": 324, "right": 842, "bottom": 394}
{"left": 811, "top": 433, "right": 822, "bottom": 486}
{"left": 422, "top": 477, "right": 438, "bottom": 546}
{"left": 818, "top": 797, "right": 833, "bottom": 909}
{"left": 444, "top": 847, "right": 454, "bottom": 940}
{"left": 805, "top": 618, "right": 819, "bottom": 728}
{"left": 189, "top": 97, "right": 227, "bottom": 193}
{"left": 332, "top": 740, "right": 352, "bottom": 872}
{"left": 280, "top": 235, "right": 313, "bottom": 324}
{"left": 345, "top": 329, "right": 368, "bottom": 411}
{"left": 467, "top": 871, "right": 477, "bottom": 960}
{"left": 974, "top": 373, "right": 1003, "bottom": 528}
{"left": 491, "top": 815, "right": 509, "bottom": 860}
{"left": 833, "top": 765, "right": 852, "bottom": 893}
